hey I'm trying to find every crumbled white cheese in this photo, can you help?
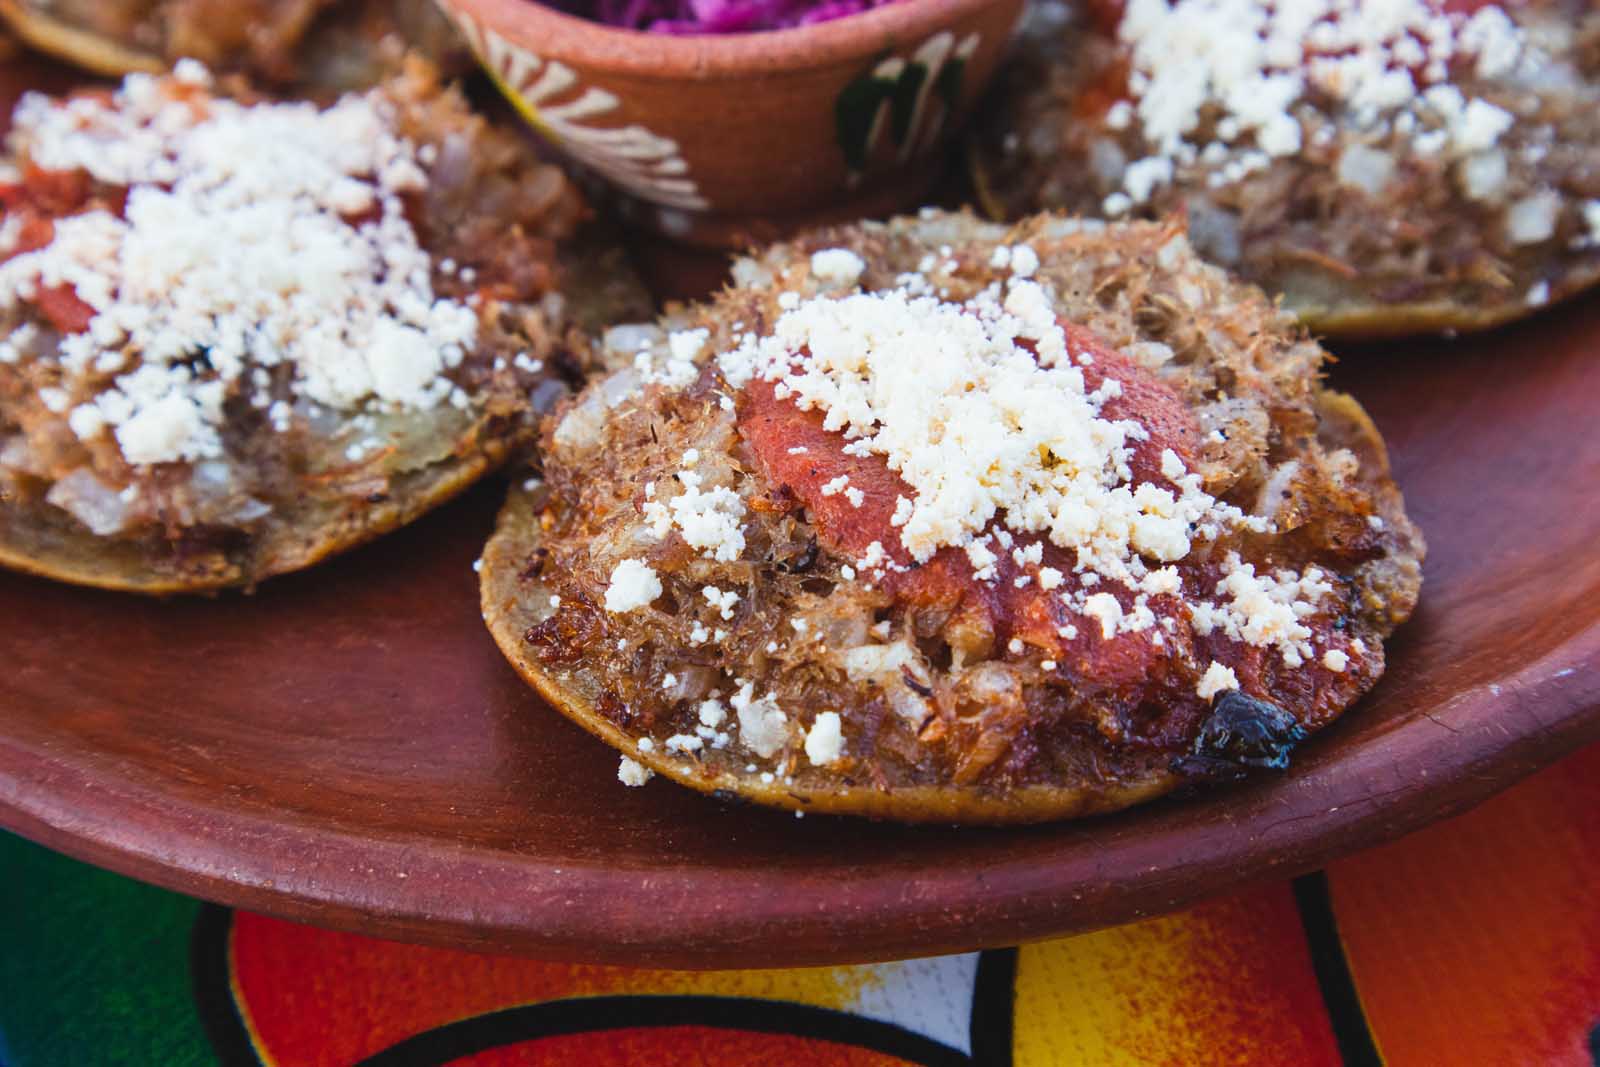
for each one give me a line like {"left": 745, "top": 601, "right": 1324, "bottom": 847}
{"left": 1141, "top": 566, "right": 1181, "bottom": 596}
{"left": 1107, "top": 0, "right": 1530, "bottom": 207}
{"left": 1196, "top": 661, "right": 1240, "bottom": 701}
{"left": 1506, "top": 190, "right": 1561, "bottom": 246}
{"left": 731, "top": 683, "right": 788, "bottom": 759}
{"left": 1581, "top": 200, "right": 1600, "bottom": 247}
{"left": 810, "top": 248, "right": 866, "bottom": 287}
{"left": 1008, "top": 244, "right": 1040, "bottom": 278}
{"left": 604, "top": 559, "right": 662, "bottom": 613}
{"left": 664, "top": 733, "right": 703, "bottom": 754}
{"left": 1336, "top": 143, "right": 1395, "bottom": 195}
{"left": 1459, "top": 150, "right": 1508, "bottom": 202}
{"left": 717, "top": 279, "right": 1263, "bottom": 590}
{"left": 702, "top": 585, "right": 740, "bottom": 620}
{"left": 803, "top": 711, "right": 845, "bottom": 766}
{"left": 669, "top": 328, "right": 708, "bottom": 363}
{"left": 1082, "top": 592, "right": 1125, "bottom": 639}
{"left": 1188, "top": 553, "right": 1333, "bottom": 666}
{"left": 1322, "top": 648, "right": 1349, "bottom": 672}
{"left": 1, "top": 68, "right": 480, "bottom": 466}
{"left": 643, "top": 464, "right": 747, "bottom": 562}
{"left": 617, "top": 757, "right": 653, "bottom": 787}
{"left": 698, "top": 699, "right": 727, "bottom": 728}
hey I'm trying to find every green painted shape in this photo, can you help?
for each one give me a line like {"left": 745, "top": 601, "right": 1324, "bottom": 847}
{"left": 888, "top": 63, "right": 929, "bottom": 148}
{"left": 0, "top": 833, "right": 219, "bottom": 1067}
{"left": 934, "top": 56, "right": 966, "bottom": 110}
{"left": 834, "top": 49, "right": 970, "bottom": 174}
{"left": 834, "top": 68, "right": 897, "bottom": 172}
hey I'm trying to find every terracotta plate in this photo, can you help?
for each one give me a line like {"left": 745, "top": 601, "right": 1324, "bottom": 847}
{"left": 2, "top": 54, "right": 1599, "bottom": 968}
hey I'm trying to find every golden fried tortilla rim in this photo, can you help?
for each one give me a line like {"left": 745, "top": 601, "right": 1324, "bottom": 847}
{"left": 0, "top": 435, "right": 504, "bottom": 595}
{"left": 0, "top": 0, "right": 165, "bottom": 76}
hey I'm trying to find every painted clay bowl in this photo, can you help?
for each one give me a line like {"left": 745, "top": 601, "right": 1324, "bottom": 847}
{"left": 434, "top": 0, "right": 1025, "bottom": 247}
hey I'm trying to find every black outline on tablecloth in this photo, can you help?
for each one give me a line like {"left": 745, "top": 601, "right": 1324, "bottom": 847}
{"left": 188, "top": 880, "right": 1399, "bottom": 1067}
{"left": 1292, "top": 872, "right": 1384, "bottom": 1067}
{"left": 189, "top": 904, "right": 266, "bottom": 1067}
{"left": 969, "top": 947, "right": 1017, "bottom": 1065}
{"left": 190, "top": 900, "right": 1023, "bottom": 1067}
{"left": 351, "top": 996, "right": 973, "bottom": 1067}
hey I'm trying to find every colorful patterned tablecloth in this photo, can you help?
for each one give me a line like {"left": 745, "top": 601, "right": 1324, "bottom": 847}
{"left": 3, "top": 742, "right": 1597, "bottom": 1067}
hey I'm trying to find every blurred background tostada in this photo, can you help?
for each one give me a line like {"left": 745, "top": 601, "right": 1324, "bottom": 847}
{"left": 0, "top": 62, "right": 646, "bottom": 592}
{"left": 975, "top": 0, "right": 1600, "bottom": 337}
{"left": 0, "top": 0, "right": 471, "bottom": 91}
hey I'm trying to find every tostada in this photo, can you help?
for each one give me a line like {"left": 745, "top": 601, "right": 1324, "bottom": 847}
{"left": 481, "top": 211, "right": 1425, "bottom": 823}
{"left": 0, "top": 60, "right": 646, "bottom": 593}
{"left": 974, "top": 0, "right": 1600, "bottom": 337}
{"left": 0, "top": 0, "right": 467, "bottom": 92}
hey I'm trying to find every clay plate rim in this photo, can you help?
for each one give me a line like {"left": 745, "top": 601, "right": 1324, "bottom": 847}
{"left": 2, "top": 609, "right": 1596, "bottom": 968}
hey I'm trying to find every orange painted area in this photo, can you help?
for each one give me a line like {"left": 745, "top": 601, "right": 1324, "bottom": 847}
{"left": 1012, "top": 882, "right": 1340, "bottom": 1067}
{"left": 1327, "top": 743, "right": 1600, "bottom": 1067}
{"left": 228, "top": 913, "right": 879, "bottom": 1066}
{"left": 441, "top": 1028, "right": 920, "bottom": 1066}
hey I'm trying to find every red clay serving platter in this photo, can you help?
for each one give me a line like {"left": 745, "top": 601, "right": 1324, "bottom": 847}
{"left": 2, "top": 50, "right": 1599, "bottom": 968}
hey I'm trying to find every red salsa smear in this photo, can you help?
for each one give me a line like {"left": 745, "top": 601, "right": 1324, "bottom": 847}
{"left": 1, "top": 163, "right": 119, "bottom": 334}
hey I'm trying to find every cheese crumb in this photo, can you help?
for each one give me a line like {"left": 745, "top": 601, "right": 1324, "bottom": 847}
{"left": 702, "top": 585, "right": 740, "bottom": 620}
{"left": 617, "top": 757, "right": 653, "bottom": 787}
{"left": 1082, "top": 592, "right": 1124, "bottom": 639}
{"left": 1322, "top": 649, "right": 1349, "bottom": 672}
{"left": 804, "top": 711, "right": 846, "bottom": 766}
{"left": 698, "top": 699, "right": 727, "bottom": 728}
{"left": 1008, "top": 244, "right": 1040, "bottom": 277}
{"left": 655, "top": 477, "right": 747, "bottom": 561}
{"left": 1196, "top": 661, "right": 1240, "bottom": 701}
{"left": 664, "top": 733, "right": 703, "bottom": 753}
{"left": 810, "top": 248, "right": 866, "bottom": 287}
{"left": 604, "top": 559, "right": 662, "bottom": 613}
{"left": 731, "top": 683, "right": 788, "bottom": 759}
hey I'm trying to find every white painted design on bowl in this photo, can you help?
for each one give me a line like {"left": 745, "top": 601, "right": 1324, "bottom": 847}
{"left": 446, "top": 8, "right": 710, "bottom": 212}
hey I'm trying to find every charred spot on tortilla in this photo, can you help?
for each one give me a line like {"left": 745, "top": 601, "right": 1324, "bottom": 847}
{"left": 0, "top": 60, "right": 648, "bottom": 594}
{"left": 1173, "top": 690, "right": 1310, "bottom": 781}
{"left": 480, "top": 210, "right": 1425, "bottom": 824}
